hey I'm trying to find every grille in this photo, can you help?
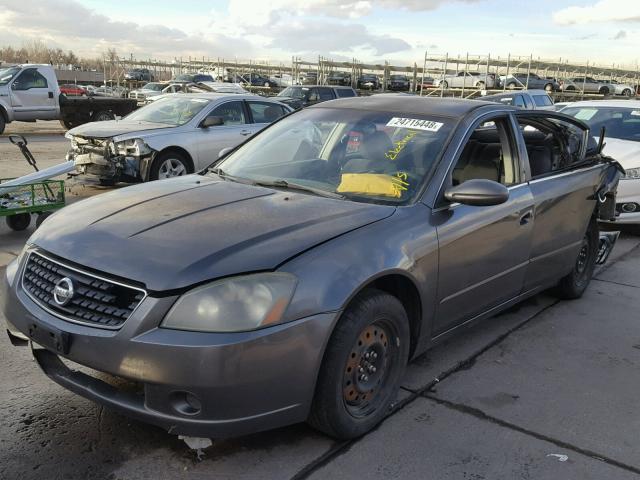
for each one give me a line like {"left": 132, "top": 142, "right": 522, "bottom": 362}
{"left": 22, "top": 252, "right": 146, "bottom": 329}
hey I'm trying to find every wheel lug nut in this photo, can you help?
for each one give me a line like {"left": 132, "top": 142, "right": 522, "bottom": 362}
{"left": 372, "top": 352, "right": 377, "bottom": 359}
{"left": 363, "top": 375, "right": 369, "bottom": 382}
{"left": 359, "top": 367, "right": 364, "bottom": 373}
{"left": 369, "top": 366, "right": 376, "bottom": 373}
{"left": 365, "top": 352, "right": 370, "bottom": 359}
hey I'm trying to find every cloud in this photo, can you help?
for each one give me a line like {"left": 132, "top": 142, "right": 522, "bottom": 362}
{"left": 263, "top": 15, "right": 411, "bottom": 56}
{"left": 0, "top": 0, "right": 256, "bottom": 59}
{"left": 613, "top": 29, "right": 627, "bottom": 39}
{"left": 553, "top": 1, "right": 640, "bottom": 25}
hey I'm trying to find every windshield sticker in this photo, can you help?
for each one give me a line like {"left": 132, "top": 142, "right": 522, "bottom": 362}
{"left": 384, "top": 130, "right": 418, "bottom": 160}
{"left": 337, "top": 172, "right": 409, "bottom": 198}
{"left": 386, "top": 117, "right": 444, "bottom": 132}
{"left": 574, "top": 109, "right": 598, "bottom": 121}
{"left": 631, "top": 111, "right": 640, "bottom": 117}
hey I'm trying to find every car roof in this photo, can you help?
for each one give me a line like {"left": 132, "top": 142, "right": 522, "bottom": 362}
{"left": 310, "top": 95, "right": 503, "bottom": 117}
{"left": 483, "top": 89, "right": 549, "bottom": 100}
{"left": 562, "top": 99, "right": 640, "bottom": 108}
{"left": 157, "top": 93, "right": 280, "bottom": 101}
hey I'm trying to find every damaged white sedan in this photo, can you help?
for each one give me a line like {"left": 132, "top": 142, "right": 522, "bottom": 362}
{"left": 65, "top": 93, "right": 292, "bottom": 184}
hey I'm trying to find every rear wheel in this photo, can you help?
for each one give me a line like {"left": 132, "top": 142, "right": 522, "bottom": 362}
{"left": 441, "top": 81, "right": 449, "bottom": 89}
{"left": 623, "top": 89, "right": 632, "bottom": 97}
{"left": 507, "top": 82, "right": 517, "bottom": 89}
{"left": 544, "top": 83, "right": 554, "bottom": 92}
{"left": 6, "top": 213, "right": 31, "bottom": 231}
{"left": 554, "top": 219, "right": 598, "bottom": 299}
{"left": 308, "top": 289, "right": 410, "bottom": 439}
{"left": 476, "top": 81, "right": 485, "bottom": 89}
{"left": 599, "top": 86, "right": 610, "bottom": 96}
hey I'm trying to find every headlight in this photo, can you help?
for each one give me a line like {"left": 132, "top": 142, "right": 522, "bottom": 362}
{"left": 161, "top": 273, "right": 297, "bottom": 333}
{"left": 5, "top": 244, "right": 30, "bottom": 287}
{"left": 113, "top": 138, "right": 151, "bottom": 157}
{"left": 622, "top": 167, "right": 640, "bottom": 180}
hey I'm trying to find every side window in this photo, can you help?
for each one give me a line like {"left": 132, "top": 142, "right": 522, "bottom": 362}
{"left": 336, "top": 89, "right": 355, "bottom": 98}
{"left": 247, "top": 102, "right": 286, "bottom": 123}
{"left": 308, "top": 88, "right": 320, "bottom": 102}
{"left": 532, "top": 95, "right": 553, "bottom": 107}
{"left": 13, "top": 69, "right": 48, "bottom": 90}
{"left": 516, "top": 115, "right": 587, "bottom": 178}
{"left": 513, "top": 95, "right": 526, "bottom": 108}
{"left": 209, "top": 101, "right": 246, "bottom": 126}
{"left": 451, "top": 117, "right": 519, "bottom": 187}
{"left": 318, "top": 88, "right": 335, "bottom": 101}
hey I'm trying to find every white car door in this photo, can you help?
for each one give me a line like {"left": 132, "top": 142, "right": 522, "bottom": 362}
{"left": 10, "top": 68, "right": 57, "bottom": 120}
{"left": 195, "top": 100, "right": 251, "bottom": 167}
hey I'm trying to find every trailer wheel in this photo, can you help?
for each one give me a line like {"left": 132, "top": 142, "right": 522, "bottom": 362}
{"left": 0, "top": 115, "right": 5, "bottom": 135}
{"left": 35, "top": 212, "right": 53, "bottom": 229}
{"left": 6, "top": 213, "right": 31, "bottom": 231}
{"left": 93, "top": 111, "right": 115, "bottom": 122}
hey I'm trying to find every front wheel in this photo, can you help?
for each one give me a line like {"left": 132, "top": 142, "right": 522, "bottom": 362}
{"left": 0, "top": 115, "right": 5, "bottom": 135}
{"left": 599, "top": 87, "right": 610, "bottom": 96}
{"left": 544, "top": 83, "right": 554, "bottom": 92}
{"left": 149, "top": 151, "right": 191, "bottom": 181}
{"left": 308, "top": 289, "right": 410, "bottom": 439}
{"left": 507, "top": 82, "right": 517, "bottom": 90}
{"left": 623, "top": 89, "right": 632, "bottom": 97}
{"left": 553, "top": 219, "right": 598, "bottom": 299}
{"left": 440, "top": 81, "right": 449, "bottom": 89}
{"left": 476, "top": 81, "right": 485, "bottom": 89}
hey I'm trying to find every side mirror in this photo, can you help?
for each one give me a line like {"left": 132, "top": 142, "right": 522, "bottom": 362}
{"left": 201, "top": 116, "right": 224, "bottom": 128}
{"left": 444, "top": 179, "right": 509, "bottom": 206}
{"left": 218, "top": 147, "right": 233, "bottom": 158}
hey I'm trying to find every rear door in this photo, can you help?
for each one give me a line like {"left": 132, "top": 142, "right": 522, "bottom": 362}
{"left": 245, "top": 100, "right": 289, "bottom": 133}
{"left": 513, "top": 112, "right": 599, "bottom": 290}
{"left": 432, "top": 113, "right": 535, "bottom": 335}
{"left": 10, "top": 68, "right": 57, "bottom": 120}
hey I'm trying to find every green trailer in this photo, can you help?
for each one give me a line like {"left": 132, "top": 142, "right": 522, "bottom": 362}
{"left": 1, "top": 134, "right": 67, "bottom": 232}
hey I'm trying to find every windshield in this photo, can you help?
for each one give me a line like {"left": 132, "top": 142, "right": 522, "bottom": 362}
{"left": 562, "top": 106, "right": 640, "bottom": 142}
{"left": 390, "top": 75, "right": 407, "bottom": 80}
{"left": 0, "top": 66, "right": 20, "bottom": 86}
{"left": 125, "top": 96, "right": 210, "bottom": 126}
{"left": 279, "top": 86, "right": 305, "bottom": 99}
{"left": 143, "top": 83, "right": 164, "bottom": 91}
{"left": 175, "top": 74, "right": 194, "bottom": 82}
{"left": 213, "top": 107, "right": 453, "bottom": 204}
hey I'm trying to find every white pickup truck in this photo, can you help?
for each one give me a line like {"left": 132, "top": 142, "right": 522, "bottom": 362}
{"left": 0, "top": 64, "right": 137, "bottom": 134}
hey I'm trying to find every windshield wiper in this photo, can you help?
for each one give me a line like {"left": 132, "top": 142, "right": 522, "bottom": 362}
{"left": 206, "top": 167, "right": 255, "bottom": 185}
{"left": 253, "top": 179, "right": 345, "bottom": 199}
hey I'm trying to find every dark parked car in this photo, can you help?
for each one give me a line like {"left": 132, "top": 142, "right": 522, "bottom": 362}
{"left": 276, "top": 85, "right": 356, "bottom": 109}
{"left": 173, "top": 73, "right": 215, "bottom": 83}
{"left": 3, "top": 97, "right": 620, "bottom": 441}
{"left": 357, "top": 74, "right": 381, "bottom": 90}
{"left": 124, "top": 68, "right": 154, "bottom": 82}
{"left": 387, "top": 74, "right": 410, "bottom": 91}
{"left": 301, "top": 71, "right": 318, "bottom": 85}
{"left": 327, "top": 71, "right": 352, "bottom": 86}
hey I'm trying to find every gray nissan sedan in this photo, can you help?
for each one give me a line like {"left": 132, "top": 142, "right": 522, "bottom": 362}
{"left": 2, "top": 96, "right": 621, "bottom": 440}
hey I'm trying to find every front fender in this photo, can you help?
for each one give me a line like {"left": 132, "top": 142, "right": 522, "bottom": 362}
{"left": 279, "top": 204, "right": 438, "bottom": 350}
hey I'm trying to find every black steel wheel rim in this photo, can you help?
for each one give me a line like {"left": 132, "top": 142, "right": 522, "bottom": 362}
{"left": 342, "top": 319, "right": 397, "bottom": 418}
{"left": 576, "top": 237, "right": 590, "bottom": 276}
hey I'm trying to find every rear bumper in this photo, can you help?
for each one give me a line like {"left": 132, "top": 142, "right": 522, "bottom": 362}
{"left": 2, "top": 263, "right": 337, "bottom": 438}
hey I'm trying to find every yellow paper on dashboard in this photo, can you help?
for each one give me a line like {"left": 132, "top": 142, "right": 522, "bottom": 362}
{"left": 337, "top": 173, "right": 408, "bottom": 198}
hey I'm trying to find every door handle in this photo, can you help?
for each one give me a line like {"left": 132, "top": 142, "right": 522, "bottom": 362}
{"left": 520, "top": 211, "right": 533, "bottom": 225}
{"left": 240, "top": 130, "right": 253, "bottom": 136}
{"left": 48, "top": 91, "right": 54, "bottom": 98}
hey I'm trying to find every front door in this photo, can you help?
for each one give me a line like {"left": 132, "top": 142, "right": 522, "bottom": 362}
{"left": 196, "top": 100, "right": 251, "bottom": 167}
{"left": 432, "top": 115, "right": 535, "bottom": 335}
{"left": 10, "top": 68, "right": 57, "bottom": 120}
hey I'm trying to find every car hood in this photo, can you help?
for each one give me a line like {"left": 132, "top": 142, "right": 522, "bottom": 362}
{"left": 602, "top": 137, "right": 640, "bottom": 170}
{"left": 68, "top": 120, "right": 172, "bottom": 139}
{"left": 29, "top": 175, "right": 395, "bottom": 292}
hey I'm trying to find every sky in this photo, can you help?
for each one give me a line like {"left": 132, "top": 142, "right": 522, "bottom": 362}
{"left": 1, "top": 0, "right": 639, "bottom": 68}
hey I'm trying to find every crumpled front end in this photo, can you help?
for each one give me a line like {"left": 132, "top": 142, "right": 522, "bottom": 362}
{"left": 66, "top": 135, "right": 155, "bottom": 182}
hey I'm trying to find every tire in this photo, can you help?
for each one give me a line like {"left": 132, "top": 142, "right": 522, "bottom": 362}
{"left": 6, "top": 213, "right": 31, "bottom": 231}
{"left": 623, "top": 89, "right": 632, "bottom": 97}
{"left": 149, "top": 151, "right": 191, "bottom": 181}
{"left": 441, "top": 81, "right": 448, "bottom": 89}
{"left": 308, "top": 289, "right": 410, "bottom": 439}
{"left": 553, "top": 219, "right": 598, "bottom": 299}
{"left": 476, "top": 81, "right": 485, "bottom": 89}
{"left": 35, "top": 212, "right": 52, "bottom": 229}
{"left": 507, "top": 82, "right": 517, "bottom": 90}
{"left": 599, "top": 87, "right": 610, "bottom": 96}
{"left": 263, "top": 82, "right": 270, "bottom": 87}
{"left": 92, "top": 111, "right": 115, "bottom": 122}
{"left": 544, "top": 83, "right": 554, "bottom": 92}
{"left": 0, "top": 115, "right": 5, "bottom": 135}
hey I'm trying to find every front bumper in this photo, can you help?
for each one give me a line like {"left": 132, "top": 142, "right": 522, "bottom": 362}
{"left": 2, "top": 261, "right": 337, "bottom": 438}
